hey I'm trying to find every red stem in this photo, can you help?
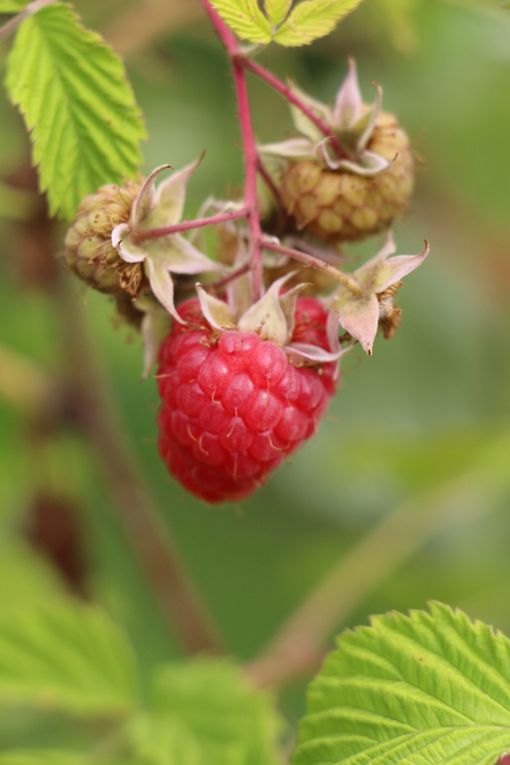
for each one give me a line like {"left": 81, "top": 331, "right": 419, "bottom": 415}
{"left": 262, "top": 239, "right": 362, "bottom": 295}
{"left": 239, "top": 57, "right": 347, "bottom": 160}
{"left": 202, "top": 0, "right": 263, "bottom": 300}
{"left": 133, "top": 208, "right": 248, "bottom": 243}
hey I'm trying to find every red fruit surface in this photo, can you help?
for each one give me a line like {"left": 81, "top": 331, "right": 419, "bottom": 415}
{"left": 157, "top": 297, "right": 338, "bottom": 503}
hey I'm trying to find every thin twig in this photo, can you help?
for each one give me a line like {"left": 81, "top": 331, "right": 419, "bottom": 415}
{"left": 247, "top": 456, "right": 505, "bottom": 688}
{"left": 239, "top": 56, "right": 347, "bottom": 159}
{"left": 133, "top": 208, "right": 248, "bottom": 243}
{"left": 262, "top": 238, "right": 362, "bottom": 296}
{"left": 55, "top": 275, "right": 224, "bottom": 655}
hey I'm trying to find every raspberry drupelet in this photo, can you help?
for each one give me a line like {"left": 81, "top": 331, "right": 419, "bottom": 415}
{"left": 157, "top": 297, "right": 338, "bottom": 503}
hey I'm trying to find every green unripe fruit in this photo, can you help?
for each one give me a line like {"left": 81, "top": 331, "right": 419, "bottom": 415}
{"left": 280, "top": 113, "right": 414, "bottom": 242}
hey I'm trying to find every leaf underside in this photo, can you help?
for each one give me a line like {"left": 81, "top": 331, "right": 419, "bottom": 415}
{"left": 5, "top": 2, "right": 145, "bottom": 219}
{"left": 293, "top": 602, "right": 510, "bottom": 765}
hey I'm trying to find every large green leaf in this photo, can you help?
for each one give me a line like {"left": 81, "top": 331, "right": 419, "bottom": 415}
{"left": 0, "top": 603, "right": 139, "bottom": 715}
{"left": 294, "top": 602, "right": 510, "bottom": 765}
{"left": 129, "top": 660, "right": 282, "bottom": 765}
{"left": 5, "top": 2, "right": 145, "bottom": 219}
{"left": 274, "top": 0, "right": 364, "bottom": 46}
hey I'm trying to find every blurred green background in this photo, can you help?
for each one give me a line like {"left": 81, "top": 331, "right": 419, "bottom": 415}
{"left": 1, "top": 0, "right": 510, "bottom": 728}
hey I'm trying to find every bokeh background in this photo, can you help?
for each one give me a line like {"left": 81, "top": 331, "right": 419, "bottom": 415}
{"left": 1, "top": 0, "right": 509, "bottom": 727}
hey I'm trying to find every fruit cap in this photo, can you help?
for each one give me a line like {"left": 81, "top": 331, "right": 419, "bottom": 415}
{"left": 259, "top": 58, "right": 394, "bottom": 177}
{"left": 111, "top": 159, "right": 224, "bottom": 323}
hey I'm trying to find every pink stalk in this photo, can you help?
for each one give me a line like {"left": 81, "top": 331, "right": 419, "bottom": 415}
{"left": 133, "top": 207, "right": 248, "bottom": 243}
{"left": 262, "top": 238, "right": 362, "bottom": 296}
{"left": 239, "top": 57, "right": 347, "bottom": 160}
{"left": 202, "top": 0, "right": 264, "bottom": 300}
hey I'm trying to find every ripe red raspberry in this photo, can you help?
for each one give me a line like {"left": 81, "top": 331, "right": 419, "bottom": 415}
{"left": 157, "top": 297, "right": 338, "bottom": 503}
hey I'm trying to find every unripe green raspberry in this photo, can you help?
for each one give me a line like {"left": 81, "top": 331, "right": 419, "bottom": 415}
{"left": 64, "top": 181, "right": 144, "bottom": 296}
{"left": 280, "top": 113, "right": 414, "bottom": 242}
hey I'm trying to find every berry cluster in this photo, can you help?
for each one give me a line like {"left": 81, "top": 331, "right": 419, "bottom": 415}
{"left": 64, "top": 43, "right": 427, "bottom": 503}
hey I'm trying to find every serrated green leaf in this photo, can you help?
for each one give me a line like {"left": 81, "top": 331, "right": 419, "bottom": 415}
{"left": 129, "top": 660, "right": 282, "bottom": 765}
{"left": 274, "top": 0, "right": 364, "bottom": 46}
{"left": 264, "top": 0, "right": 293, "bottom": 26}
{"left": 210, "top": 0, "right": 272, "bottom": 43}
{"left": 5, "top": 3, "right": 145, "bottom": 219}
{"left": 293, "top": 602, "right": 510, "bottom": 765}
{"left": 0, "top": 603, "right": 139, "bottom": 716}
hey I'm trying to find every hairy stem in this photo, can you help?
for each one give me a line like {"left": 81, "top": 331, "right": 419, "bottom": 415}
{"left": 201, "top": 0, "right": 263, "bottom": 299}
{"left": 133, "top": 208, "right": 248, "bottom": 243}
{"left": 262, "top": 238, "right": 363, "bottom": 296}
{"left": 239, "top": 57, "right": 347, "bottom": 159}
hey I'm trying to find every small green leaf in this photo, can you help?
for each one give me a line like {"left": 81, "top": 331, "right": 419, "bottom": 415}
{"left": 0, "top": 603, "right": 139, "bottom": 715}
{"left": 274, "top": 0, "right": 364, "bottom": 46}
{"left": 293, "top": 602, "right": 510, "bottom": 765}
{"left": 264, "top": 0, "right": 293, "bottom": 26}
{"left": 129, "top": 660, "right": 283, "bottom": 765}
{"left": 210, "top": 0, "right": 272, "bottom": 43}
{"left": 5, "top": 2, "right": 145, "bottom": 219}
